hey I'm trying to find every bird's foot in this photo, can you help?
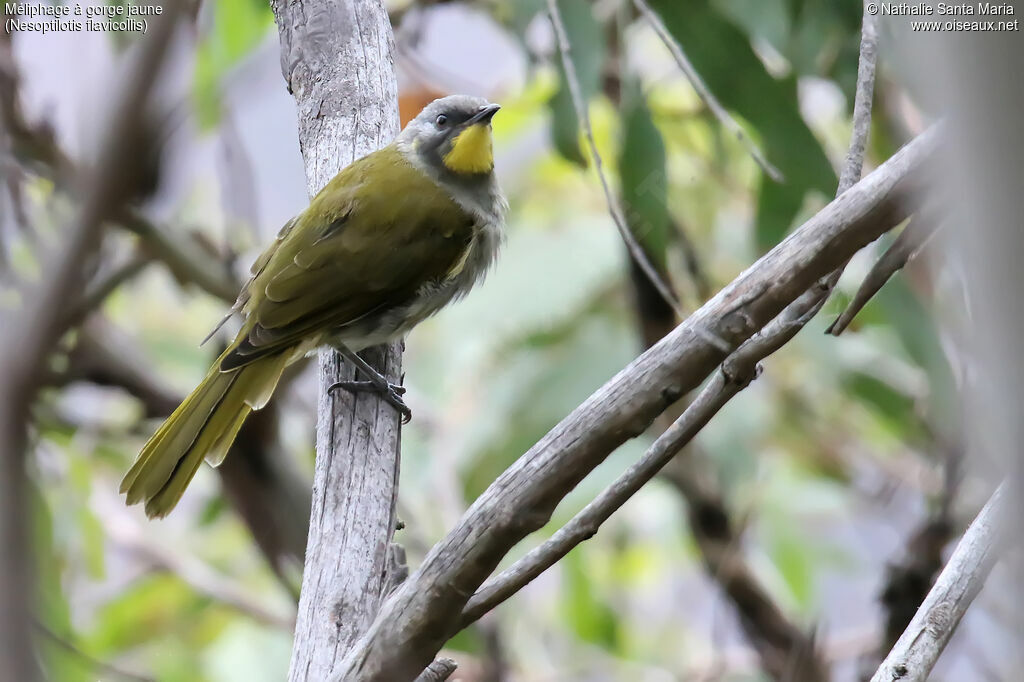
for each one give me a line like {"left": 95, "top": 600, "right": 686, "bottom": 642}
{"left": 329, "top": 380, "right": 411, "bottom": 423}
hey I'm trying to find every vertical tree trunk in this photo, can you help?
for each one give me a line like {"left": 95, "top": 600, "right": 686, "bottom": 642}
{"left": 269, "top": 2, "right": 402, "bottom": 679}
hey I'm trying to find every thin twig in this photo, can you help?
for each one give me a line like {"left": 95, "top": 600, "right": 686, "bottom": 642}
{"left": 34, "top": 622, "right": 155, "bottom": 682}
{"left": 869, "top": 484, "right": 1008, "bottom": 682}
{"left": 66, "top": 251, "right": 153, "bottom": 326}
{"left": 0, "top": 27, "right": 237, "bottom": 306}
{"left": 839, "top": 4, "right": 880, "bottom": 196}
{"left": 546, "top": 0, "right": 682, "bottom": 317}
{"left": 632, "top": 0, "right": 784, "bottom": 183}
{"left": 826, "top": 217, "right": 939, "bottom": 336}
{"left": 718, "top": 0, "right": 881, "bottom": 362}
{"left": 118, "top": 209, "right": 238, "bottom": 303}
{"left": 460, "top": 365, "right": 751, "bottom": 626}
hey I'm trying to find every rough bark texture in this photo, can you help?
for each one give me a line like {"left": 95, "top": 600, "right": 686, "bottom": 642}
{"left": 869, "top": 486, "right": 1007, "bottom": 682}
{"left": 333, "top": 128, "right": 936, "bottom": 682}
{"left": 269, "top": 2, "right": 402, "bottom": 679}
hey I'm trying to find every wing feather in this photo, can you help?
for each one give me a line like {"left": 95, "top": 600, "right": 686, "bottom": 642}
{"left": 219, "top": 147, "right": 475, "bottom": 371}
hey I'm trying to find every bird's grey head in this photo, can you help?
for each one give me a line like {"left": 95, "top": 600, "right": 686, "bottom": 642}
{"left": 397, "top": 95, "right": 501, "bottom": 177}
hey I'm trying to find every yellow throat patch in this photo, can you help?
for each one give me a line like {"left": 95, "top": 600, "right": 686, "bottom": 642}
{"left": 443, "top": 124, "right": 494, "bottom": 175}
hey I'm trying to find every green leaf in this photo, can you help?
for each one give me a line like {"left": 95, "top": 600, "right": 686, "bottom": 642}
{"left": 563, "top": 549, "right": 620, "bottom": 649}
{"left": 619, "top": 84, "right": 671, "bottom": 268}
{"left": 844, "top": 371, "right": 921, "bottom": 439}
{"left": 68, "top": 454, "right": 106, "bottom": 579}
{"left": 648, "top": 0, "right": 835, "bottom": 250}
{"left": 547, "top": 0, "right": 606, "bottom": 165}
{"left": 193, "top": 0, "right": 274, "bottom": 129}
{"left": 870, "top": 275, "right": 958, "bottom": 436}
{"left": 493, "top": 0, "right": 545, "bottom": 39}
{"left": 714, "top": 0, "right": 790, "bottom": 50}
{"left": 768, "top": 521, "right": 815, "bottom": 609}
{"left": 444, "top": 626, "right": 485, "bottom": 655}
{"left": 32, "top": 482, "right": 90, "bottom": 682}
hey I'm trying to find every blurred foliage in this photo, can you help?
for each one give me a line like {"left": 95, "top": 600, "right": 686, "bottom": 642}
{"left": 13, "top": 0, "right": 963, "bottom": 680}
{"left": 650, "top": 0, "right": 836, "bottom": 251}
{"left": 619, "top": 80, "right": 671, "bottom": 269}
{"left": 546, "top": 0, "right": 606, "bottom": 165}
{"left": 193, "top": 0, "right": 274, "bottom": 128}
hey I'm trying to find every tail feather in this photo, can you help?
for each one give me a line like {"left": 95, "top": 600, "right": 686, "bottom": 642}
{"left": 203, "top": 351, "right": 289, "bottom": 468}
{"left": 121, "top": 350, "right": 290, "bottom": 518}
{"left": 120, "top": 367, "right": 235, "bottom": 503}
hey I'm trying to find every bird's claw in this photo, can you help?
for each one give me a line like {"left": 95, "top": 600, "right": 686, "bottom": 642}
{"left": 329, "top": 380, "right": 412, "bottom": 423}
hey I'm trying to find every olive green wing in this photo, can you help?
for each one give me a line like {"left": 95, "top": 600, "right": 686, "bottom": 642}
{"left": 221, "top": 147, "right": 475, "bottom": 370}
{"left": 201, "top": 215, "right": 299, "bottom": 346}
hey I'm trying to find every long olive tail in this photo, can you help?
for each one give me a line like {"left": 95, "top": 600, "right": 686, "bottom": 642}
{"left": 120, "top": 351, "right": 290, "bottom": 518}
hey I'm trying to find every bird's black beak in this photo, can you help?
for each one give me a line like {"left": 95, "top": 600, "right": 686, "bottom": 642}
{"left": 468, "top": 103, "right": 501, "bottom": 125}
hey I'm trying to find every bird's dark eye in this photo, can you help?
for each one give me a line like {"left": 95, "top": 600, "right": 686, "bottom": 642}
{"left": 435, "top": 114, "right": 448, "bottom": 127}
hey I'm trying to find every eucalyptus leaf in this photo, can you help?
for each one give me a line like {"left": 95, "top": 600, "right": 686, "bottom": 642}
{"left": 193, "top": 0, "right": 274, "bottom": 129}
{"left": 649, "top": 0, "right": 835, "bottom": 250}
{"left": 619, "top": 84, "right": 671, "bottom": 268}
{"left": 547, "top": 0, "right": 606, "bottom": 165}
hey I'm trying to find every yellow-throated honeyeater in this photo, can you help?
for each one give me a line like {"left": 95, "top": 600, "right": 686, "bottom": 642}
{"left": 122, "top": 95, "right": 506, "bottom": 518}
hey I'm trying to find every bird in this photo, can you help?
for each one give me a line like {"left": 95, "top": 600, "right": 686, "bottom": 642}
{"left": 121, "top": 95, "right": 506, "bottom": 518}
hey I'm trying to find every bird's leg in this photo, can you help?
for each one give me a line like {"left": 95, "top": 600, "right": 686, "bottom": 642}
{"left": 327, "top": 343, "right": 411, "bottom": 423}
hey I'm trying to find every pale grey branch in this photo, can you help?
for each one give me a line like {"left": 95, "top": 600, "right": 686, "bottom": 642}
{"left": 826, "top": 217, "right": 938, "bottom": 336}
{"left": 869, "top": 485, "right": 1008, "bottom": 682}
{"left": 332, "top": 126, "right": 936, "bottom": 682}
{"left": 840, "top": 1, "right": 880, "bottom": 196}
{"left": 269, "top": 1, "right": 404, "bottom": 680}
{"left": 460, "top": 364, "right": 746, "bottom": 627}
{"left": 413, "top": 658, "right": 458, "bottom": 682}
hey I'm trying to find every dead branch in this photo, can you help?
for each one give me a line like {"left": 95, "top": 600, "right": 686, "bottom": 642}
{"left": 826, "top": 217, "right": 939, "bottom": 336}
{"left": 269, "top": 1, "right": 406, "bottom": 679}
{"left": 413, "top": 658, "right": 458, "bottom": 682}
{"left": 869, "top": 485, "right": 1008, "bottom": 682}
{"left": 459, "top": 364, "right": 750, "bottom": 627}
{"left": 331, "top": 126, "right": 935, "bottom": 681}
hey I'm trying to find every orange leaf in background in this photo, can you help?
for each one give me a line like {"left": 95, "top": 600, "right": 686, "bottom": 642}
{"left": 400, "top": 87, "right": 447, "bottom": 126}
